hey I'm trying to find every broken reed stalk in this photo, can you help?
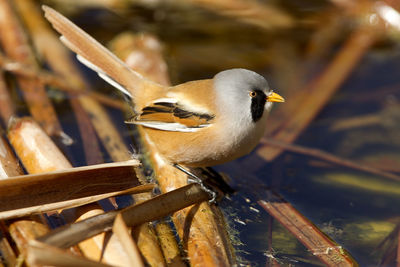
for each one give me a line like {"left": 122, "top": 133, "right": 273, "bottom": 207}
{"left": 258, "top": 25, "right": 381, "bottom": 161}
{"left": 7, "top": 117, "right": 135, "bottom": 265}
{"left": 0, "top": 134, "right": 23, "bottom": 179}
{"left": 0, "top": 159, "right": 142, "bottom": 212}
{"left": 0, "top": 184, "right": 154, "bottom": 220}
{"left": 0, "top": 123, "right": 55, "bottom": 266}
{"left": 38, "top": 183, "right": 210, "bottom": 248}
{"left": 73, "top": 204, "right": 134, "bottom": 264}
{"left": 261, "top": 139, "right": 400, "bottom": 182}
{"left": 0, "top": 132, "right": 24, "bottom": 267}
{"left": 113, "top": 214, "right": 145, "bottom": 267}
{"left": 0, "top": 0, "right": 62, "bottom": 137}
{"left": 258, "top": 192, "right": 356, "bottom": 266}
{"left": 110, "top": 32, "right": 236, "bottom": 266}
{"left": 27, "top": 240, "right": 112, "bottom": 267}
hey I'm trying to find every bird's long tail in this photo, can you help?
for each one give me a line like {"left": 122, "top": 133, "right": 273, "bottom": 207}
{"left": 43, "top": 5, "right": 154, "bottom": 99}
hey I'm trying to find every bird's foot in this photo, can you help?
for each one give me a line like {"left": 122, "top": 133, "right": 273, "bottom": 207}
{"left": 173, "top": 164, "right": 217, "bottom": 203}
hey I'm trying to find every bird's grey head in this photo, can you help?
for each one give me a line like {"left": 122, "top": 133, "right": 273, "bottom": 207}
{"left": 213, "top": 68, "right": 273, "bottom": 123}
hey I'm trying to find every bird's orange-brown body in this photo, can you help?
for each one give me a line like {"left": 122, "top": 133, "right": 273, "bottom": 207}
{"left": 43, "top": 6, "right": 284, "bottom": 167}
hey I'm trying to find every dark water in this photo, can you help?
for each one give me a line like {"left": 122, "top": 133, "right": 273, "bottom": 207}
{"left": 47, "top": 2, "right": 400, "bottom": 266}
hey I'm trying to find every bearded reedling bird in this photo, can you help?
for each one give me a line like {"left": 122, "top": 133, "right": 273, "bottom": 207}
{"left": 43, "top": 6, "right": 284, "bottom": 168}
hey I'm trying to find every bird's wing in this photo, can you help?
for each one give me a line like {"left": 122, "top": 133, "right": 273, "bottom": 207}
{"left": 126, "top": 99, "right": 215, "bottom": 132}
{"left": 43, "top": 5, "right": 155, "bottom": 98}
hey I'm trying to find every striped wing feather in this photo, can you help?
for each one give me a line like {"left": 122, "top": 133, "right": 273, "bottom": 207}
{"left": 128, "top": 102, "right": 215, "bottom": 132}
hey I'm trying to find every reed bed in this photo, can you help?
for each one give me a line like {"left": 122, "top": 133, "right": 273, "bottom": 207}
{"left": 0, "top": 0, "right": 399, "bottom": 266}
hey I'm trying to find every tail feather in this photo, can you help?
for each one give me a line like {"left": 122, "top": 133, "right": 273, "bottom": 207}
{"left": 43, "top": 5, "right": 154, "bottom": 99}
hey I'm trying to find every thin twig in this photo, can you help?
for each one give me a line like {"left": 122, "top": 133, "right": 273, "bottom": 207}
{"left": 258, "top": 192, "right": 355, "bottom": 266}
{"left": 261, "top": 139, "right": 400, "bottom": 182}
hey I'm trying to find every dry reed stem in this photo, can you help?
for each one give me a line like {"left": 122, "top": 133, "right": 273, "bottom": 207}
{"left": 261, "top": 139, "right": 400, "bottom": 182}
{"left": 75, "top": 204, "right": 134, "bottom": 265}
{"left": 0, "top": 184, "right": 154, "bottom": 220}
{"left": 258, "top": 193, "right": 356, "bottom": 266}
{"left": 111, "top": 32, "right": 235, "bottom": 266}
{"left": 8, "top": 219, "right": 51, "bottom": 265}
{"left": 8, "top": 117, "right": 72, "bottom": 173}
{"left": 0, "top": 0, "right": 62, "bottom": 137}
{"left": 154, "top": 221, "right": 186, "bottom": 267}
{"left": 39, "top": 183, "right": 210, "bottom": 248}
{"left": 113, "top": 214, "right": 145, "bottom": 267}
{"left": 0, "top": 72, "right": 15, "bottom": 125}
{"left": 0, "top": 159, "right": 141, "bottom": 212}
{"left": 7, "top": 116, "right": 132, "bottom": 266}
{"left": 0, "top": 223, "right": 17, "bottom": 266}
{"left": 259, "top": 25, "right": 381, "bottom": 161}
{"left": 27, "top": 240, "right": 113, "bottom": 267}
{"left": 0, "top": 122, "right": 53, "bottom": 266}
{"left": 0, "top": 134, "right": 23, "bottom": 179}
{"left": 176, "top": 0, "right": 293, "bottom": 29}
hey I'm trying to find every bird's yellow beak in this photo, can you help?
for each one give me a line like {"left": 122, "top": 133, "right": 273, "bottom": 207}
{"left": 266, "top": 92, "right": 285, "bottom": 103}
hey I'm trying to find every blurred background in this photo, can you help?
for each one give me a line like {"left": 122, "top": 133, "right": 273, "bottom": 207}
{"left": 3, "top": 0, "right": 400, "bottom": 265}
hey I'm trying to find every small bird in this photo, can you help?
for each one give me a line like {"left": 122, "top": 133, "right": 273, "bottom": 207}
{"left": 43, "top": 6, "right": 284, "bottom": 168}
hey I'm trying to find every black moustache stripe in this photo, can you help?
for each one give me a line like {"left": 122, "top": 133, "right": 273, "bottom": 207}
{"left": 250, "top": 89, "right": 266, "bottom": 122}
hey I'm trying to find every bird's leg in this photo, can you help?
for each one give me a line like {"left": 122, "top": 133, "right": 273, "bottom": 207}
{"left": 173, "top": 164, "right": 217, "bottom": 203}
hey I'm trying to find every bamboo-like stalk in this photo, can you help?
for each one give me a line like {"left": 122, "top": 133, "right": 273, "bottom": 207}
{"left": 154, "top": 220, "right": 185, "bottom": 267}
{"left": 0, "top": 184, "right": 154, "bottom": 220}
{"left": 0, "top": 134, "right": 23, "bottom": 179}
{"left": 7, "top": 116, "right": 136, "bottom": 266}
{"left": 110, "top": 32, "right": 236, "bottom": 266}
{"left": 0, "top": 159, "right": 141, "bottom": 211}
{"left": 74, "top": 204, "right": 135, "bottom": 264}
{"left": 0, "top": 122, "right": 53, "bottom": 266}
{"left": 258, "top": 193, "right": 356, "bottom": 266}
{"left": 260, "top": 139, "right": 400, "bottom": 182}
{"left": 8, "top": 219, "right": 52, "bottom": 264}
{"left": 258, "top": 25, "right": 381, "bottom": 161}
{"left": 0, "top": 223, "right": 17, "bottom": 266}
{"left": 0, "top": 0, "right": 62, "bottom": 137}
{"left": 39, "top": 183, "right": 210, "bottom": 248}
{"left": 8, "top": 117, "right": 72, "bottom": 173}
{"left": 27, "top": 240, "right": 113, "bottom": 267}
{"left": 113, "top": 213, "right": 145, "bottom": 267}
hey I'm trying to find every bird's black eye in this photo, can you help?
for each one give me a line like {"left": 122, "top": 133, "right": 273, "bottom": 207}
{"left": 249, "top": 91, "right": 257, "bottom": 98}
